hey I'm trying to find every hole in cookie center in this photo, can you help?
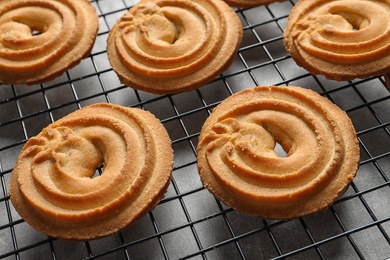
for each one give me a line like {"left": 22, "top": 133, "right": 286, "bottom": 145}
{"left": 30, "top": 24, "right": 46, "bottom": 36}
{"left": 262, "top": 122, "right": 291, "bottom": 158}
{"left": 274, "top": 142, "right": 287, "bottom": 158}
{"left": 12, "top": 18, "right": 46, "bottom": 36}
{"left": 91, "top": 163, "right": 105, "bottom": 179}
{"left": 32, "top": 30, "right": 41, "bottom": 36}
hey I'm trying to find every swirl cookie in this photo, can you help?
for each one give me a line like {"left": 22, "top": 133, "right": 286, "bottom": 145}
{"left": 107, "top": 0, "right": 243, "bottom": 94}
{"left": 197, "top": 86, "right": 360, "bottom": 220}
{"left": 0, "top": 0, "right": 99, "bottom": 85}
{"left": 284, "top": 0, "right": 390, "bottom": 81}
{"left": 9, "top": 103, "right": 173, "bottom": 240}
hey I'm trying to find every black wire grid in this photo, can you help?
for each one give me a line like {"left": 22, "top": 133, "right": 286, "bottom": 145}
{"left": 1, "top": 0, "right": 390, "bottom": 259}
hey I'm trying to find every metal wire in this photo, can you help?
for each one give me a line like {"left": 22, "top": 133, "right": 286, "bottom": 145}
{"left": 1, "top": 0, "right": 390, "bottom": 259}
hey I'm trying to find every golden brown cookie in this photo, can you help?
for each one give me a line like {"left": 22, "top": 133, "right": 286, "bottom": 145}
{"left": 107, "top": 0, "right": 243, "bottom": 94}
{"left": 9, "top": 103, "right": 173, "bottom": 240}
{"left": 284, "top": 0, "right": 390, "bottom": 81}
{"left": 0, "top": 0, "right": 99, "bottom": 85}
{"left": 197, "top": 86, "right": 360, "bottom": 220}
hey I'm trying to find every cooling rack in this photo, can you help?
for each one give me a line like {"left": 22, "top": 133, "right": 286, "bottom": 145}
{"left": 1, "top": 0, "right": 390, "bottom": 259}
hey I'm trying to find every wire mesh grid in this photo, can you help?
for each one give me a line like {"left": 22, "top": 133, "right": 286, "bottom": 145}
{"left": 1, "top": 0, "right": 390, "bottom": 259}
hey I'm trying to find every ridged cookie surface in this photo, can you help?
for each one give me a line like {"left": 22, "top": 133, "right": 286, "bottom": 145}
{"left": 284, "top": 0, "right": 390, "bottom": 81}
{"left": 107, "top": 0, "right": 242, "bottom": 94}
{"left": 0, "top": 0, "right": 99, "bottom": 85}
{"left": 10, "top": 103, "right": 173, "bottom": 240}
{"left": 197, "top": 86, "right": 360, "bottom": 219}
